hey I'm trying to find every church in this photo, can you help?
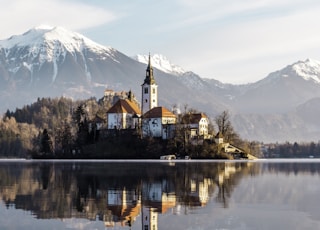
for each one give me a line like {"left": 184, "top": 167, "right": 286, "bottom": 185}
{"left": 106, "top": 54, "right": 209, "bottom": 140}
{"left": 140, "top": 54, "right": 177, "bottom": 139}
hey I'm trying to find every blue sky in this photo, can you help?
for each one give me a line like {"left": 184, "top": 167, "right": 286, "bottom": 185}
{"left": 1, "top": 0, "right": 320, "bottom": 83}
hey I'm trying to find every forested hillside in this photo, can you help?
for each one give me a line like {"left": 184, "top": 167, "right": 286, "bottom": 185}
{"left": 1, "top": 96, "right": 109, "bottom": 158}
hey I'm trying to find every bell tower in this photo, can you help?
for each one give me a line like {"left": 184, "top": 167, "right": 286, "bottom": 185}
{"left": 141, "top": 53, "right": 158, "bottom": 114}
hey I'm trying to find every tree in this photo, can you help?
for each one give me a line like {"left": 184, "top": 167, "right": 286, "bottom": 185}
{"left": 61, "top": 122, "right": 73, "bottom": 154}
{"left": 54, "top": 121, "right": 74, "bottom": 155}
{"left": 215, "top": 111, "right": 238, "bottom": 143}
{"left": 73, "top": 105, "right": 89, "bottom": 145}
{"left": 74, "top": 105, "right": 86, "bottom": 129}
{"left": 40, "top": 129, "right": 53, "bottom": 155}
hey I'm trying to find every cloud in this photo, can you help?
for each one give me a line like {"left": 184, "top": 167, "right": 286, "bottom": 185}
{"left": 0, "top": 0, "right": 117, "bottom": 39}
{"left": 160, "top": 0, "right": 320, "bottom": 33}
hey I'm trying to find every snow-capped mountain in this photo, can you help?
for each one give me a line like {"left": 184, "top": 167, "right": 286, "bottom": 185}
{"left": 0, "top": 25, "right": 119, "bottom": 86}
{"left": 254, "top": 58, "right": 320, "bottom": 87}
{"left": 133, "top": 54, "right": 186, "bottom": 76}
{"left": 1, "top": 26, "right": 320, "bottom": 142}
{"left": 231, "top": 58, "right": 320, "bottom": 114}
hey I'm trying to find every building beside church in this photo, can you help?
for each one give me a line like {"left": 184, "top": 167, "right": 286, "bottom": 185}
{"left": 142, "top": 106, "right": 176, "bottom": 139}
{"left": 181, "top": 113, "right": 210, "bottom": 138}
{"left": 106, "top": 91, "right": 141, "bottom": 129}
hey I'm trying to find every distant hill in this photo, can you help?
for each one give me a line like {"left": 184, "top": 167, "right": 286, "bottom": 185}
{"left": 1, "top": 26, "right": 320, "bottom": 142}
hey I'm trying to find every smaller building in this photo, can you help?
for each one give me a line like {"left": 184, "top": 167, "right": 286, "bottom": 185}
{"left": 106, "top": 94, "right": 141, "bottom": 130}
{"left": 215, "top": 132, "right": 224, "bottom": 144}
{"left": 142, "top": 106, "right": 176, "bottom": 139}
{"left": 182, "top": 113, "right": 210, "bottom": 138}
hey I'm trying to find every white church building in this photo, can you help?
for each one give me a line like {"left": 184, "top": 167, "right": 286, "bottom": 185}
{"left": 140, "top": 54, "right": 176, "bottom": 139}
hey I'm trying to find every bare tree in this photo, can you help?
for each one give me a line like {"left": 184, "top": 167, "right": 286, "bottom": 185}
{"left": 215, "top": 110, "right": 238, "bottom": 143}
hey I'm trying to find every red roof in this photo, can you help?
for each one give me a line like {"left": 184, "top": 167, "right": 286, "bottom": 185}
{"left": 143, "top": 106, "right": 176, "bottom": 118}
{"left": 183, "top": 113, "right": 208, "bottom": 124}
{"left": 107, "top": 99, "right": 141, "bottom": 115}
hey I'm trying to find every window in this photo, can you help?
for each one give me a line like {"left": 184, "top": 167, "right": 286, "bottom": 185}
{"left": 144, "top": 88, "right": 148, "bottom": 94}
{"left": 152, "top": 88, "right": 156, "bottom": 94}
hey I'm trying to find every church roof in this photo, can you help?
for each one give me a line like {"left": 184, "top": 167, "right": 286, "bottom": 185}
{"left": 182, "top": 113, "right": 208, "bottom": 124}
{"left": 143, "top": 53, "right": 156, "bottom": 85}
{"left": 107, "top": 99, "right": 141, "bottom": 115}
{"left": 143, "top": 106, "right": 176, "bottom": 118}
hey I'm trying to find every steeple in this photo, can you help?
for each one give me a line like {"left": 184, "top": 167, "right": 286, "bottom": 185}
{"left": 141, "top": 53, "right": 158, "bottom": 114}
{"left": 144, "top": 53, "right": 156, "bottom": 84}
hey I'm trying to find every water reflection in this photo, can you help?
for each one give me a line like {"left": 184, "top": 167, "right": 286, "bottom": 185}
{"left": 0, "top": 160, "right": 320, "bottom": 229}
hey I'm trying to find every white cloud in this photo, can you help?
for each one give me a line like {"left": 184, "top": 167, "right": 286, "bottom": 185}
{"left": 0, "top": 0, "right": 117, "bottom": 39}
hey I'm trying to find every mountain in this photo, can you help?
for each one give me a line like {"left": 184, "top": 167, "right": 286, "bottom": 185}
{"left": 232, "top": 59, "right": 320, "bottom": 113}
{"left": 229, "top": 59, "right": 320, "bottom": 142}
{"left": 1, "top": 26, "right": 320, "bottom": 142}
{"left": 0, "top": 25, "right": 132, "bottom": 109}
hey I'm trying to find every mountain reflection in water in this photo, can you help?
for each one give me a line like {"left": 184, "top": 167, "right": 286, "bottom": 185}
{"left": 1, "top": 160, "right": 320, "bottom": 230}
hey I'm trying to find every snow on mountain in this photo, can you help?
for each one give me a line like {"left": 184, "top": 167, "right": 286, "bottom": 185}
{"left": 133, "top": 54, "right": 212, "bottom": 90}
{"left": 291, "top": 59, "right": 320, "bottom": 83}
{"left": 256, "top": 58, "right": 320, "bottom": 87}
{"left": 133, "top": 54, "right": 186, "bottom": 76}
{"left": 1, "top": 25, "right": 113, "bottom": 54}
{"left": 0, "top": 25, "right": 118, "bottom": 67}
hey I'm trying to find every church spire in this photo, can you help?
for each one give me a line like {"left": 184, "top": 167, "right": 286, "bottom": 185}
{"left": 148, "top": 52, "right": 152, "bottom": 68}
{"left": 141, "top": 52, "right": 158, "bottom": 114}
{"left": 144, "top": 53, "right": 156, "bottom": 84}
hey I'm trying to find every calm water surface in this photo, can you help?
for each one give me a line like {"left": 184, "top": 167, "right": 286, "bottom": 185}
{"left": 1, "top": 159, "right": 320, "bottom": 230}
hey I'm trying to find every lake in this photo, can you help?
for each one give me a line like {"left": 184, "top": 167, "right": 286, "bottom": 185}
{"left": 1, "top": 159, "right": 320, "bottom": 230}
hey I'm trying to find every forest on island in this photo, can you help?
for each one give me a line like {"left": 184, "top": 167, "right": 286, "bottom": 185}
{"left": 0, "top": 94, "right": 263, "bottom": 159}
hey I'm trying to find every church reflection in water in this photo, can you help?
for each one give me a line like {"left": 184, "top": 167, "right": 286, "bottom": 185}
{"left": 0, "top": 161, "right": 260, "bottom": 229}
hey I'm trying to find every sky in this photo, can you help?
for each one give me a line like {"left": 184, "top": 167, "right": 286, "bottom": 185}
{"left": 1, "top": 0, "right": 320, "bottom": 84}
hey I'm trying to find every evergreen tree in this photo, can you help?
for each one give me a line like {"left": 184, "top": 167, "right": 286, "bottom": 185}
{"left": 61, "top": 122, "right": 73, "bottom": 153}
{"left": 40, "top": 129, "right": 53, "bottom": 155}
